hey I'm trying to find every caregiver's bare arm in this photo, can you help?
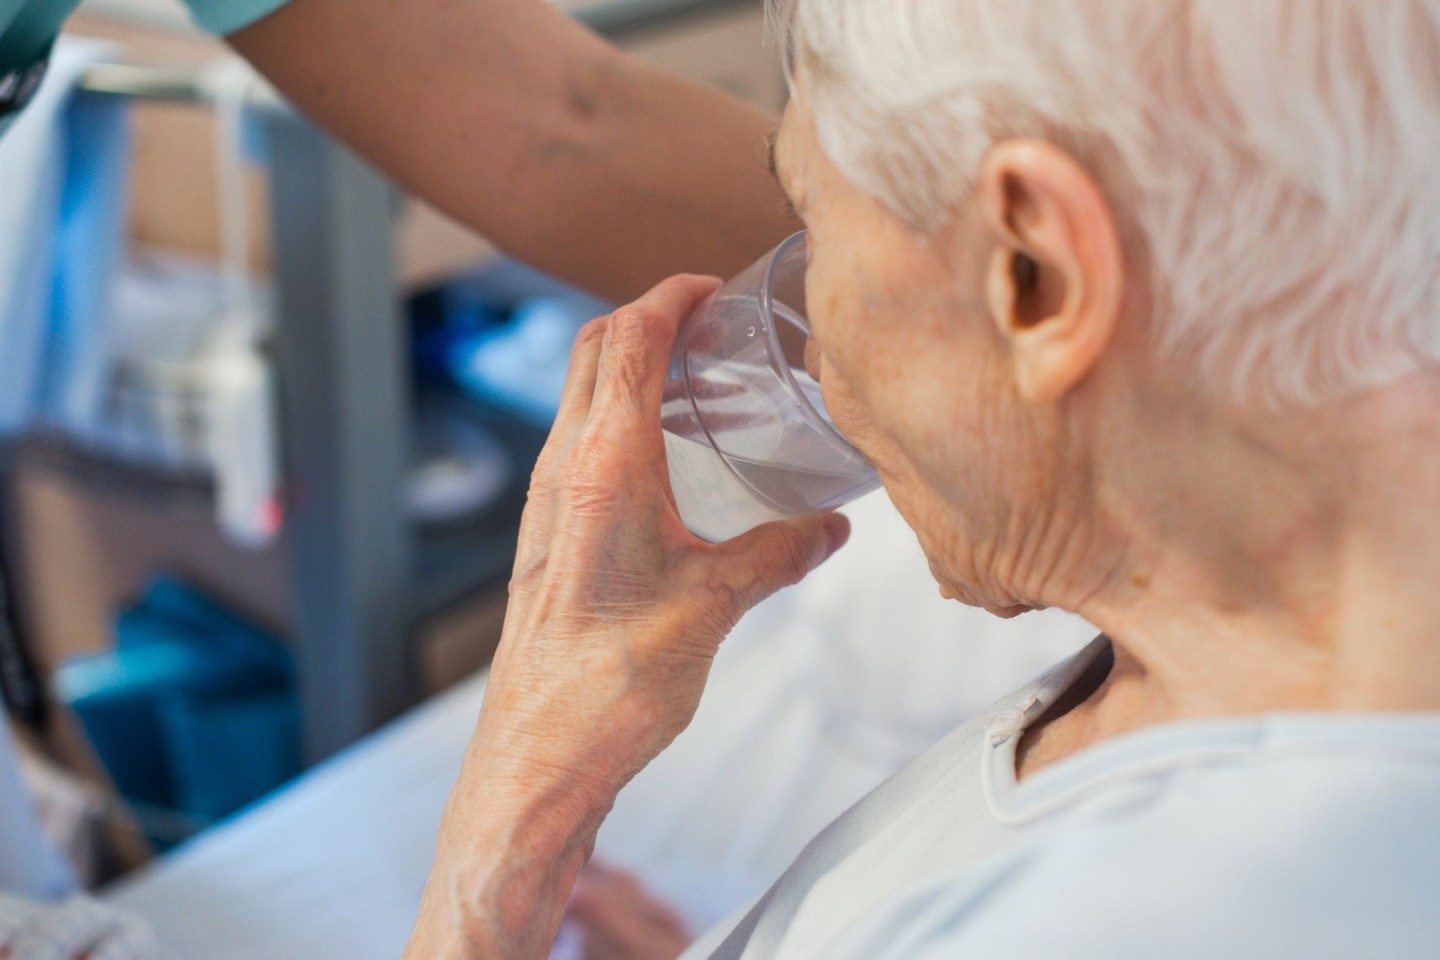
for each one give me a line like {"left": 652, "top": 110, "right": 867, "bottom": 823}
{"left": 228, "top": 0, "right": 800, "bottom": 303}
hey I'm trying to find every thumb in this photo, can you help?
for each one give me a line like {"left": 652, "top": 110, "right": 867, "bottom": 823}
{"left": 718, "top": 511, "right": 851, "bottom": 611}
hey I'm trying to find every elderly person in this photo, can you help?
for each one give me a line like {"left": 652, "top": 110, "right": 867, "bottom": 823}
{"left": 406, "top": 1, "right": 1440, "bottom": 958}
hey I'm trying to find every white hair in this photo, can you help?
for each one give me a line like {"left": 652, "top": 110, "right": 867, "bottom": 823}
{"left": 770, "top": 0, "right": 1440, "bottom": 406}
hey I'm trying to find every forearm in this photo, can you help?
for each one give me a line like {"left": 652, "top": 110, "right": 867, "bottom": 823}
{"left": 406, "top": 677, "right": 651, "bottom": 960}
{"left": 230, "top": 0, "right": 800, "bottom": 302}
{"left": 406, "top": 746, "right": 614, "bottom": 960}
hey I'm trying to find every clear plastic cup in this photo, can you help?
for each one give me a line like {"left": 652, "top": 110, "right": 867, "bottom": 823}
{"left": 660, "top": 231, "right": 881, "bottom": 542}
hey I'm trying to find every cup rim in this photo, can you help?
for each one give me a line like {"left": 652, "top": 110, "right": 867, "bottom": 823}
{"left": 759, "top": 230, "right": 869, "bottom": 459}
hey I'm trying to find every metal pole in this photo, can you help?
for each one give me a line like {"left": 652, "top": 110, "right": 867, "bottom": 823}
{"left": 263, "top": 113, "right": 416, "bottom": 762}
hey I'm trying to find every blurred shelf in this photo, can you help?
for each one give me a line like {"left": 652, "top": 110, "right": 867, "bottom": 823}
{"left": 58, "top": 0, "right": 764, "bottom": 764}
{"left": 6, "top": 434, "right": 215, "bottom": 517}
{"left": 410, "top": 390, "right": 550, "bottom": 620}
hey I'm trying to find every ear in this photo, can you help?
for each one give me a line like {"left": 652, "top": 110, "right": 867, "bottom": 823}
{"left": 977, "top": 139, "right": 1124, "bottom": 404}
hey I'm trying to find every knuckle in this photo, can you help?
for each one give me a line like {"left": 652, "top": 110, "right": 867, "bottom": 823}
{"left": 561, "top": 481, "right": 618, "bottom": 518}
{"left": 772, "top": 529, "right": 815, "bottom": 586}
{"left": 698, "top": 552, "right": 772, "bottom": 625}
{"left": 573, "top": 316, "right": 608, "bottom": 350}
{"left": 561, "top": 483, "right": 619, "bottom": 521}
{"left": 598, "top": 305, "right": 674, "bottom": 408}
{"left": 608, "top": 302, "right": 669, "bottom": 342}
{"left": 567, "top": 427, "right": 611, "bottom": 473}
{"left": 557, "top": 440, "right": 623, "bottom": 516}
{"left": 528, "top": 451, "right": 559, "bottom": 491}
{"left": 681, "top": 588, "right": 741, "bottom": 648}
{"left": 606, "top": 363, "right": 647, "bottom": 410}
{"left": 507, "top": 557, "right": 545, "bottom": 598}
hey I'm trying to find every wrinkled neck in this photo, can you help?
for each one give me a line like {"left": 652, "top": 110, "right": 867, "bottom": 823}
{"left": 1028, "top": 373, "right": 1440, "bottom": 772}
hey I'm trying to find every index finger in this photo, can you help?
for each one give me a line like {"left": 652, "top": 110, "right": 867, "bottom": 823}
{"left": 592, "top": 274, "right": 722, "bottom": 421}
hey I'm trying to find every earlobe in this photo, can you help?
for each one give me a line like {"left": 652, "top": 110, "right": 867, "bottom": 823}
{"left": 977, "top": 139, "right": 1124, "bottom": 405}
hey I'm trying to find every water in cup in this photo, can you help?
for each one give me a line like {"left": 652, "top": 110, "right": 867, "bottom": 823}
{"left": 662, "top": 363, "right": 869, "bottom": 541}
{"left": 660, "top": 238, "right": 881, "bottom": 542}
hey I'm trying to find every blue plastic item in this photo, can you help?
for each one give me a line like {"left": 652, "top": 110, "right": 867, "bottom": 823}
{"left": 59, "top": 684, "right": 174, "bottom": 810}
{"left": 53, "top": 576, "right": 299, "bottom": 844}
{"left": 448, "top": 296, "right": 594, "bottom": 427}
{"left": 157, "top": 690, "right": 299, "bottom": 822}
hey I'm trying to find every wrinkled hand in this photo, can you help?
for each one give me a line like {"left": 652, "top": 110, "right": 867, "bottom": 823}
{"left": 563, "top": 862, "right": 690, "bottom": 960}
{"left": 407, "top": 276, "right": 850, "bottom": 960}
{"left": 476, "top": 274, "right": 851, "bottom": 804}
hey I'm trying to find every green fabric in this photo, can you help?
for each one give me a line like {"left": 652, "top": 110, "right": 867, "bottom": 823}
{"left": 180, "top": 0, "right": 293, "bottom": 37}
{"left": 1, "top": 0, "right": 293, "bottom": 72}
{"left": 1, "top": 0, "right": 68, "bottom": 67}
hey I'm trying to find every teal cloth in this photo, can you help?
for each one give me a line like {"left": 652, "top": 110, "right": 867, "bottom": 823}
{"left": 1, "top": 0, "right": 292, "bottom": 70}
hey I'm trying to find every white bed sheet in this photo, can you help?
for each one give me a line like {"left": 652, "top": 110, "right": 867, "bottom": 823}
{"left": 104, "top": 666, "right": 479, "bottom": 959}
{"left": 105, "top": 492, "right": 1095, "bottom": 958}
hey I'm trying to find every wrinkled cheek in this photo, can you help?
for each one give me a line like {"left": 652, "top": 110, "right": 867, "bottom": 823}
{"left": 803, "top": 334, "right": 825, "bottom": 385}
{"left": 819, "top": 358, "right": 924, "bottom": 497}
{"left": 818, "top": 361, "right": 873, "bottom": 447}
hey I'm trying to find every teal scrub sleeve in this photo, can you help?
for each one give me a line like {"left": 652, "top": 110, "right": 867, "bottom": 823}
{"left": 182, "top": 0, "right": 294, "bottom": 36}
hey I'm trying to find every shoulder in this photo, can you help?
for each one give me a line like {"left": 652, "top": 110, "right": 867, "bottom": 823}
{"left": 830, "top": 725, "right": 1440, "bottom": 960}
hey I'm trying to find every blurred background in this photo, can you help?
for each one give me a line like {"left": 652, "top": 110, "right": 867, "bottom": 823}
{"left": 1, "top": 0, "right": 784, "bottom": 878}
